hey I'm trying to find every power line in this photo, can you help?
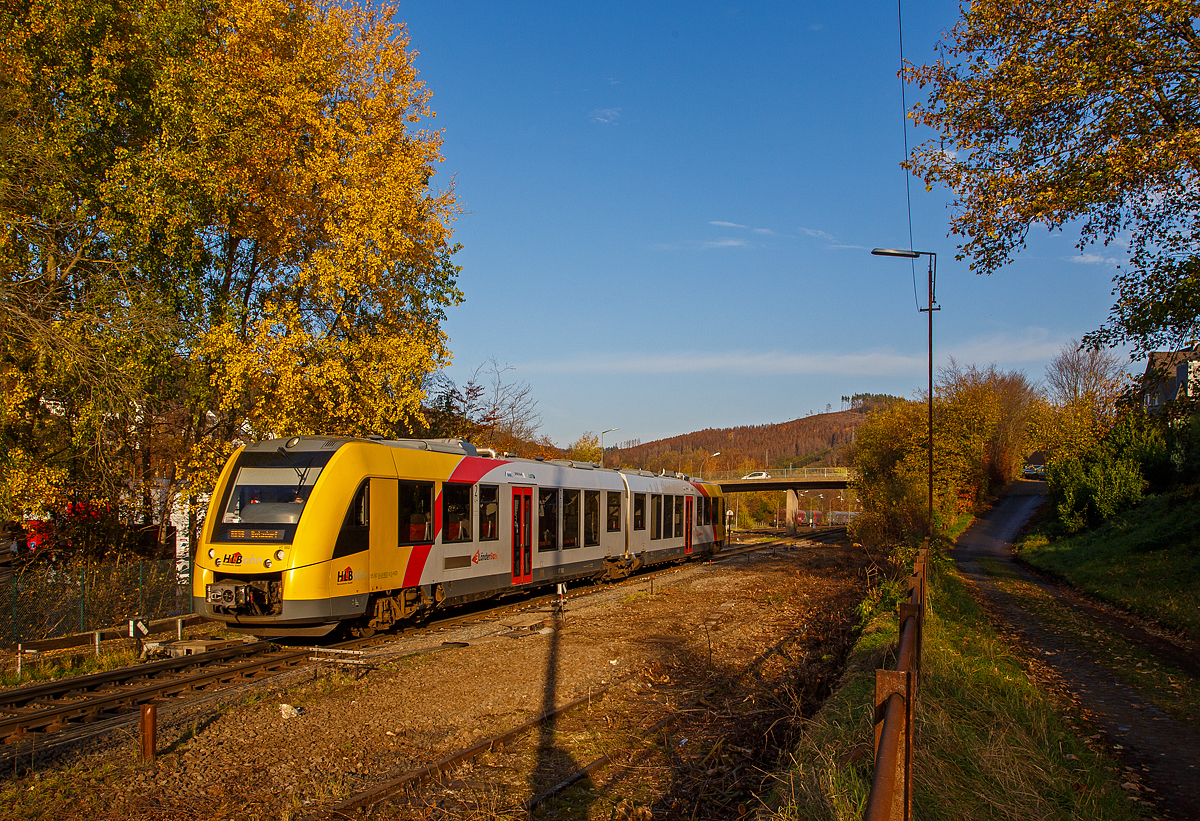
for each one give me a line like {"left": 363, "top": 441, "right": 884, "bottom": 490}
{"left": 898, "top": 0, "right": 920, "bottom": 312}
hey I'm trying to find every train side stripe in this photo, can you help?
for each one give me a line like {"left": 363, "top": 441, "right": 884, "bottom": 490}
{"left": 434, "top": 490, "right": 442, "bottom": 538}
{"left": 448, "top": 456, "right": 511, "bottom": 485}
{"left": 403, "top": 544, "right": 432, "bottom": 587}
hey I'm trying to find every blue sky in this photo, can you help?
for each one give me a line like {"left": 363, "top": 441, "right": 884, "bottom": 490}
{"left": 398, "top": 1, "right": 1127, "bottom": 446}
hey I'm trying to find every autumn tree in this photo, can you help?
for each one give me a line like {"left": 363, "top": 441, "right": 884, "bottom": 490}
{"left": 1, "top": 0, "right": 460, "bottom": 553}
{"left": 420, "top": 360, "right": 544, "bottom": 452}
{"left": 850, "top": 365, "right": 1035, "bottom": 548}
{"left": 566, "top": 433, "right": 602, "bottom": 464}
{"left": 906, "top": 0, "right": 1200, "bottom": 354}
{"left": 1045, "top": 341, "right": 1128, "bottom": 408}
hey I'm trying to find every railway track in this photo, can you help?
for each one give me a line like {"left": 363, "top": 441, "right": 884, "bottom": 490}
{"left": 0, "top": 533, "right": 847, "bottom": 769}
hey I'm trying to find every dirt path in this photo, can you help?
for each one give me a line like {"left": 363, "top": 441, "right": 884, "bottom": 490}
{"left": 954, "top": 481, "right": 1200, "bottom": 819}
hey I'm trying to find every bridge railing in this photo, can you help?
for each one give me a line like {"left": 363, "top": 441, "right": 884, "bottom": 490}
{"left": 693, "top": 467, "right": 856, "bottom": 481}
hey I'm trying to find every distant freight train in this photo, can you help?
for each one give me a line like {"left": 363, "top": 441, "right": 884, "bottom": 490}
{"left": 193, "top": 436, "right": 726, "bottom": 636}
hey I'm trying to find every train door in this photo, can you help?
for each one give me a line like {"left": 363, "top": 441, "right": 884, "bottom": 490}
{"left": 511, "top": 487, "right": 533, "bottom": 585}
{"left": 684, "top": 496, "right": 694, "bottom": 554}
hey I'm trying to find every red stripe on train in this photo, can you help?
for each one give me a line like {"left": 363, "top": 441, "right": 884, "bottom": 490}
{"left": 403, "top": 544, "right": 432, "bottom": 587}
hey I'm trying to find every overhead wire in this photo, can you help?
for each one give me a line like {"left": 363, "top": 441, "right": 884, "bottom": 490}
{"left": 898, "top": 0, "right": 920, "bottom": 312}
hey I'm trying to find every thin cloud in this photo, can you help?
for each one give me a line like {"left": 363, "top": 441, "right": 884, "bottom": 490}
{"left": 590, "top": 107, "right": 621, "bottom": 124}
{"left": 830, "top": 243, "right": 867, "bottom": 250}
{"left": 1068, "top": 253, "right": 1122, "bottom": 265}
{"left": 519, "top": 330, "right": 1068, "bottom": 378}
{"left": 606, "top": 78, "right": 621, "bottom": 85}
{"left": 649, "top": 238, "right": 748, "bottom": 251}
{"left": 709, "top": 220, "right": 747, "bottom": 228}
{"left": 947, "top": 329, "right": 1066, "bottom": 364}
{"left": 753, "top": 228, "right": 775, "bottom": 235}
{"left": 520, "top": 349, "right": 924, "bottom": 377}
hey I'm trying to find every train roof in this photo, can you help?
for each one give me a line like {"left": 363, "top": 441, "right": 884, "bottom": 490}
{"left": 242, "top": 435, "right": 717, "bottom": 486}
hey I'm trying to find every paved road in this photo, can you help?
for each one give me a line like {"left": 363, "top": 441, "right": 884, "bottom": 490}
{"left": 954, "top": 481, "right": 1200, "bottom": 819}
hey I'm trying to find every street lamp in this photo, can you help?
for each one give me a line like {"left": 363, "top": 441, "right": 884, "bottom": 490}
{"left": 702, "top": 451, "right": 721, "bottom": 477}
{"left": 599, "top": 428, "right": 618, "bottom": 467}
{"left": 872, "top": 247, "right": 938, "bottom": 540}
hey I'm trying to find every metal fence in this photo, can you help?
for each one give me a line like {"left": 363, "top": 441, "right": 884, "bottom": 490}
{"left": 0, "top": 559, "right": 193, "bottom": 646}
{"left": 864, "top": 544, "right": 928, "bottom": 821}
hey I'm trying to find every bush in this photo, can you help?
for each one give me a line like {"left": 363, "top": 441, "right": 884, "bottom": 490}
{"left": 1047, "top": 456, "right": 1146, "bottom": 532}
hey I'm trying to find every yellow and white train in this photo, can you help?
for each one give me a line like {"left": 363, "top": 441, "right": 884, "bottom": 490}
{"left": 193, "top": 436, "right": 726, "bottom": 636}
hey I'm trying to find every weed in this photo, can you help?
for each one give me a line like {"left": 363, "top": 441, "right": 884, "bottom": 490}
{"left": 0, "top": 645, "right": 138, "bottom": 688}
{"left": 764, "top": 558, "right": 1144, "bottom": 820}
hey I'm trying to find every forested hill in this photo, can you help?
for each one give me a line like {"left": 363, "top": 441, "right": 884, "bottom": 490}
{"left": 610, "top": 408, "right": 871, "bottom": 475}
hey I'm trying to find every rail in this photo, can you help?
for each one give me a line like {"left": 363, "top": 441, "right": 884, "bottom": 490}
{"left": 693, "top": 466, "right": 856, "bottom": 481}
{"left": 863, "top": 542, "right": 928, "bottom": 821}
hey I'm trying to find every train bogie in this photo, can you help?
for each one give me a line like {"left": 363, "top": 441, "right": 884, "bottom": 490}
{"left": 193, "top": 436, "right": 725, "bottom": 636}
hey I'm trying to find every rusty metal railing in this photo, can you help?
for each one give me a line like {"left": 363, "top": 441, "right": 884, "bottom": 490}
{"left": 863, "top": 542, "right": 929, "bottom": 821}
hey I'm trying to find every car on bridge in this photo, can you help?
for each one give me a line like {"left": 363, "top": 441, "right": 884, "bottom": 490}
{"left": 741, "top": 471, "right": 771, "bottom": 479}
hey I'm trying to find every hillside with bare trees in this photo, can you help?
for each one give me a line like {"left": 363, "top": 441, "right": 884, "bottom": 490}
{"left": 608, "top": 400, "right": 889, "bottom": 477}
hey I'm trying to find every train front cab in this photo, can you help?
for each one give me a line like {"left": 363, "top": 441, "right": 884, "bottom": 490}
{"left": 194, "top": 439, "right": 401, "bottom": 636}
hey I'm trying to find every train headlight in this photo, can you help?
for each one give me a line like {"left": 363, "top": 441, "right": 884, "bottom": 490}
{"left": 207, "top": 549, "right": 215, "bottom": 559}
{"left": 264, "top": 560, "right": 272, "bottom": 568}
{"left": 274, "top": 549, "right": 285, "bottom": 561}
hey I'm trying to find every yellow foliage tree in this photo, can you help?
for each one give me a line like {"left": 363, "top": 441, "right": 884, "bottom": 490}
{"left": 1, "top": 0, "right": 460, "bottom": 553}
{"left": 566, "top": 432, "right": 602, "bottom": 463}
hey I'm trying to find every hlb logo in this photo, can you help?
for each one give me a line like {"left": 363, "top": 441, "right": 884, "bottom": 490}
{"left": 336, "top": 567, "right": 354, "bottom": 583}
{"left": 223, "top": 552, "right": 243, "bottom": 566}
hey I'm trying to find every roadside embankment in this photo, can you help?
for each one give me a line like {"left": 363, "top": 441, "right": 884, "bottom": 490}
{"left": 1016, "top": 486, "right": 1200, "bottom": 642}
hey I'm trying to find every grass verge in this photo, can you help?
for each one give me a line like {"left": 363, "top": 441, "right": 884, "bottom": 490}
{"left": 1015, "top": 487, "right": 1200, "bottom": 640}
{"left": 764, "top": 552, "right": 1146, "bottom": 820}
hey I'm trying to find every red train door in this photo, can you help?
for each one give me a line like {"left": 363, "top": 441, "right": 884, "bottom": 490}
{"left": 511, "top": 487, "right": 533, "bottom": 585}
{"left": 684, "top": 496, "right": 694, "bottom": 554}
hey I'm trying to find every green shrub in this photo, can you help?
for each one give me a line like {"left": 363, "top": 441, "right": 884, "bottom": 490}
{"left": 1048, "top": 456, "right": 1146, "bottom": 533}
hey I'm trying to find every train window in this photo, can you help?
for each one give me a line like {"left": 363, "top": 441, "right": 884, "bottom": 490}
{"left": 663, "top": 495, "right": 674, "bottom": 539}
{"left": 222, "top": 466, "right": 324, "bottom": 525}
{"left": 479, "top": 485, "right": 499, "bottom": 541}
{"left": 704, "top": 496, "right": 712, "bottom": 526}
{"left": 606, "top": 491, "right": 621, "bottom": 532}
{"left": 584, "top": 490, "right": 600, "bottom": 546}
{"left": 442, "top": 483, "right": 472, "bottom": 543}
{"left": 650, "top": 494, "right": 662, "bottom": 540}
{"left": 633, "top": 494, "right": 646, "bottom": 531}
{"left": 333, "top": 481, "right": 370, "bottom": 558}
{"left": 538, "top": 487, "right": 559, "bottom": 551}
{"left": 674, "top": 496, "right": 684, "bottom": 537}
{"left": 562, "top": 489, "right": 580, "bottom": 548}
{"left": 398, "top": 480, "right": 434, "bottom": 544}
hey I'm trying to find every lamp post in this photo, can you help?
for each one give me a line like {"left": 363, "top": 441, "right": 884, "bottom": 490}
{"left": 702, "top": 451, "right": 721, "bottom": 478}
{"left": 871, "top": 247, "right": 938, "bottom": 540}
{"left": 599, "top": 428, "right": 618, "bottom": 467}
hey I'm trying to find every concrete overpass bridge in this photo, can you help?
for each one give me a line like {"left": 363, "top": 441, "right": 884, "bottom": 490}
{"left": 697, "top": 467, "right": 856, "bottom": 536}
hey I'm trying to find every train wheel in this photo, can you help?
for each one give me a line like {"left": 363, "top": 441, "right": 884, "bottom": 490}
{"left": 350, "top": 624, "right": 375, "bottom": 639}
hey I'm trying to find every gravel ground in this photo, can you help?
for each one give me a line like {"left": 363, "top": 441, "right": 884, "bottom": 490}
{"left": 0, "top": 538, "right": 870, "bottom": 821}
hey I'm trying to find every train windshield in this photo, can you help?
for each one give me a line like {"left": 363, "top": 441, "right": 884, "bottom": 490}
{"left": 222, "top": 467, "right": 324, "bottom": 524}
